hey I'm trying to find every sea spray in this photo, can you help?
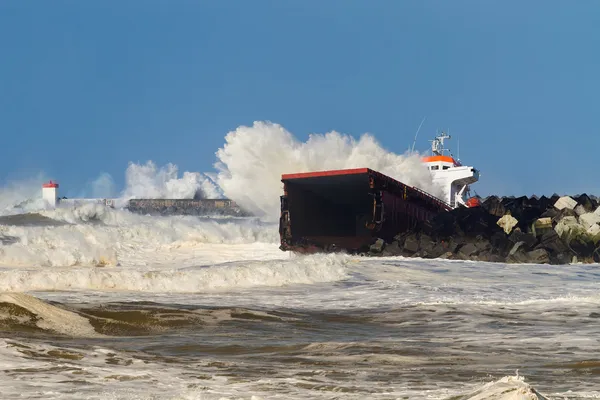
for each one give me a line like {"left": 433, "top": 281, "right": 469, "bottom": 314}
{"left": 89, "top": 172, "right": 117, "bottom": 199}
{"left": 0, "top": 120, "right": 443, "bottom": 267}
{"left": 121, "top": 161, "right": 223, "bottom": 200}
{"left": 214, "top": 121, "right": 442, "bottom": 220}
{"left": 0, "top": 174, "right": 49, "bottom": 216}
{"left": 1, "top": 121, "right": 441, "bottom": 219}
{"left": 0, "top": 163, "right": 223, "bottom": 215}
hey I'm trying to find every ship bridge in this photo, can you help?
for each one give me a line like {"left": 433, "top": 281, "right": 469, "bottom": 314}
{"left": 421, "top": 132, "right": 480, "bottom": 208}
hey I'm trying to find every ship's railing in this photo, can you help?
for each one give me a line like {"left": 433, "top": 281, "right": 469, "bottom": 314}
{"left": 367, "top": 168, "right": 453, "bottom": 211}
{"left": 410, "top": 186, "right": 453, "bottom": 211}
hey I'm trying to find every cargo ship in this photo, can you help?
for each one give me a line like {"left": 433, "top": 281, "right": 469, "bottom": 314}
{"left": 279, "top": 132, "right": 480, "bottom": 253}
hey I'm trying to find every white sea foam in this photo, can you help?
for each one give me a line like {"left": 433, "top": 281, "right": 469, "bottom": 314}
{"left": 460, "top": 375, "right": 547, "bottom": 400}
{"left": 0, "top": 255, "right": 595, "bottom": 400}
{"left": 0, "top": 206, "right": 278, "bottom": 267}
{"left": 214, "top": 121, "right": 442, "bottom": 220}
{"left": 0, "top": 254, "right": 349, "bottom": 293}
{"left": 0, "top": 338, "right": 182, "bottom": 400}
{"left": 0, "top": 338, "right": 274, "bottom": 400}
{"left": 0, "top": 337, "right": 559, "bottom": 400}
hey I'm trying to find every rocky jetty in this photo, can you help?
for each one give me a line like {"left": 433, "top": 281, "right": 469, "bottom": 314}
{"left": 369, "top": 194, "right": 600, "bottom": 264}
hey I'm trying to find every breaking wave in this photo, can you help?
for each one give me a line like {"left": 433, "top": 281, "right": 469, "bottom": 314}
{"left": 0, "top": 205, "right": 277, "bottom": 267}
{"left": 0, "top": 121, "right": 442, "bottom": 267}
{"left": 0, "top": 254, "right": 349, "bottom": 293}
{"left": 214, "top": 121, "right": 441, "bottom": 220}
{"left": 120, "top": 161, "right": 223, "bottom": 201}
{"left": 0, "top": 292, "right": 99, "bottom": 337}
{"left": 1, "top": 120, "right": 439, "bottom": 221}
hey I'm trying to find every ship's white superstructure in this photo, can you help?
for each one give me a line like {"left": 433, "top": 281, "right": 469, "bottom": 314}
{"left": 421, "top": 132, "right": 480, "bottom": 208}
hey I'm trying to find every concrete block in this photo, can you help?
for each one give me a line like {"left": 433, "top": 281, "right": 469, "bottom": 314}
{"left": 554, "top": 196, "right": 577, "bottom": 210}
{"left": 532, "top": 217, "right": 553, "bottom": 237}
{"left": 587, "top": 223, "right": 600, "bottom": 236}
{"left": 497, "top": 214, "right": 518, "bottom": 234}
{"left": 554, "top": 216, "right": 585, "bottom": 239}
{"left": 574, "top": 205, "right": 587, "bottom": 216}
{"left": 534, "top": 217, "right": 552, "bottom": 229}
{"left": 579, "top": 212, "right": 600, "bottom": 230}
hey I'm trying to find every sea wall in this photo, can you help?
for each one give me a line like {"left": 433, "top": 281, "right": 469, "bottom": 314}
{"left": 126, "top": 199, "right": 251, "bottom": 217}
{"left": 59, "top": 198, "right": 116, "bottom": 208}
{"left": 369, "top": 194, "right": 600, "bottom": 264}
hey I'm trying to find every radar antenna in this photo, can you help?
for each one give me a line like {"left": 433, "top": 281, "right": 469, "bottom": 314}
{"left": 429, "top": 131, "right": 451, "bottom": 156}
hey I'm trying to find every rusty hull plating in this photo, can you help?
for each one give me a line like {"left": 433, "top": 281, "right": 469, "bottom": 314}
{"left": 279, "top": 168, "right": 451, "bottom": 253}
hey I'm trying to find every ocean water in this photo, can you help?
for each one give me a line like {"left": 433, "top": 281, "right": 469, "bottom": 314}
{"left": 0, "top": 207, "right": 599, "bottom": 400}
{"left": 1, "top": 123, "right": 598, "bottom": 399}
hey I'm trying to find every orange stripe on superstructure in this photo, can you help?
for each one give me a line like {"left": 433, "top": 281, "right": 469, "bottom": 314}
{"left": 422, "top": 156, "right": 461, "bottom": 166}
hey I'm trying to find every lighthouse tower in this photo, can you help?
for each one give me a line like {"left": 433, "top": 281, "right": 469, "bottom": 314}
{"left": 42, "top": 180, "right": 59, "bottom": 208}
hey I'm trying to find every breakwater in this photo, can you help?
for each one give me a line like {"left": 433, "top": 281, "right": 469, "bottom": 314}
{"left": 126, "top": 199, "right": 251, "bottom": 217}
{"left": 369, "top": 194, "right": 600, "bottom": 264}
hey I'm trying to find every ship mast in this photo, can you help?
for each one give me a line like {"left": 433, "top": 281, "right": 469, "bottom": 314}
{"left": 430, "top": 131, "right": 451, "bottom": 156}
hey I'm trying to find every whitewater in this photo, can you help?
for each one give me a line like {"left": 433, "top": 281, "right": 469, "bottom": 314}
{"left": 0, "top": 121, "right": 598, "bottom": 399}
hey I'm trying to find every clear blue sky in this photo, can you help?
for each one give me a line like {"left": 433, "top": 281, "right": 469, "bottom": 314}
{"left": 1, "top": 1, "right": 599, "bottom": 198}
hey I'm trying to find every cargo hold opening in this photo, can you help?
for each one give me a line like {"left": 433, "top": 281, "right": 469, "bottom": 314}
{"left": 284, "top": 173, "right": 373, "bottom": 243}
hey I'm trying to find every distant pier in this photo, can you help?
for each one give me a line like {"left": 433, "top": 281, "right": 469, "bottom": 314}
{"left": 55, "top": 197, "right": 250, "bottom": 217}
{"left": 125, "top": 198, "right": 251, "bottom": 217}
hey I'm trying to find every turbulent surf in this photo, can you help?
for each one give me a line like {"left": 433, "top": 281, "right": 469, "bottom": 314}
{"left": 0, "top": 122, "right": 598, "bottom": 399}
